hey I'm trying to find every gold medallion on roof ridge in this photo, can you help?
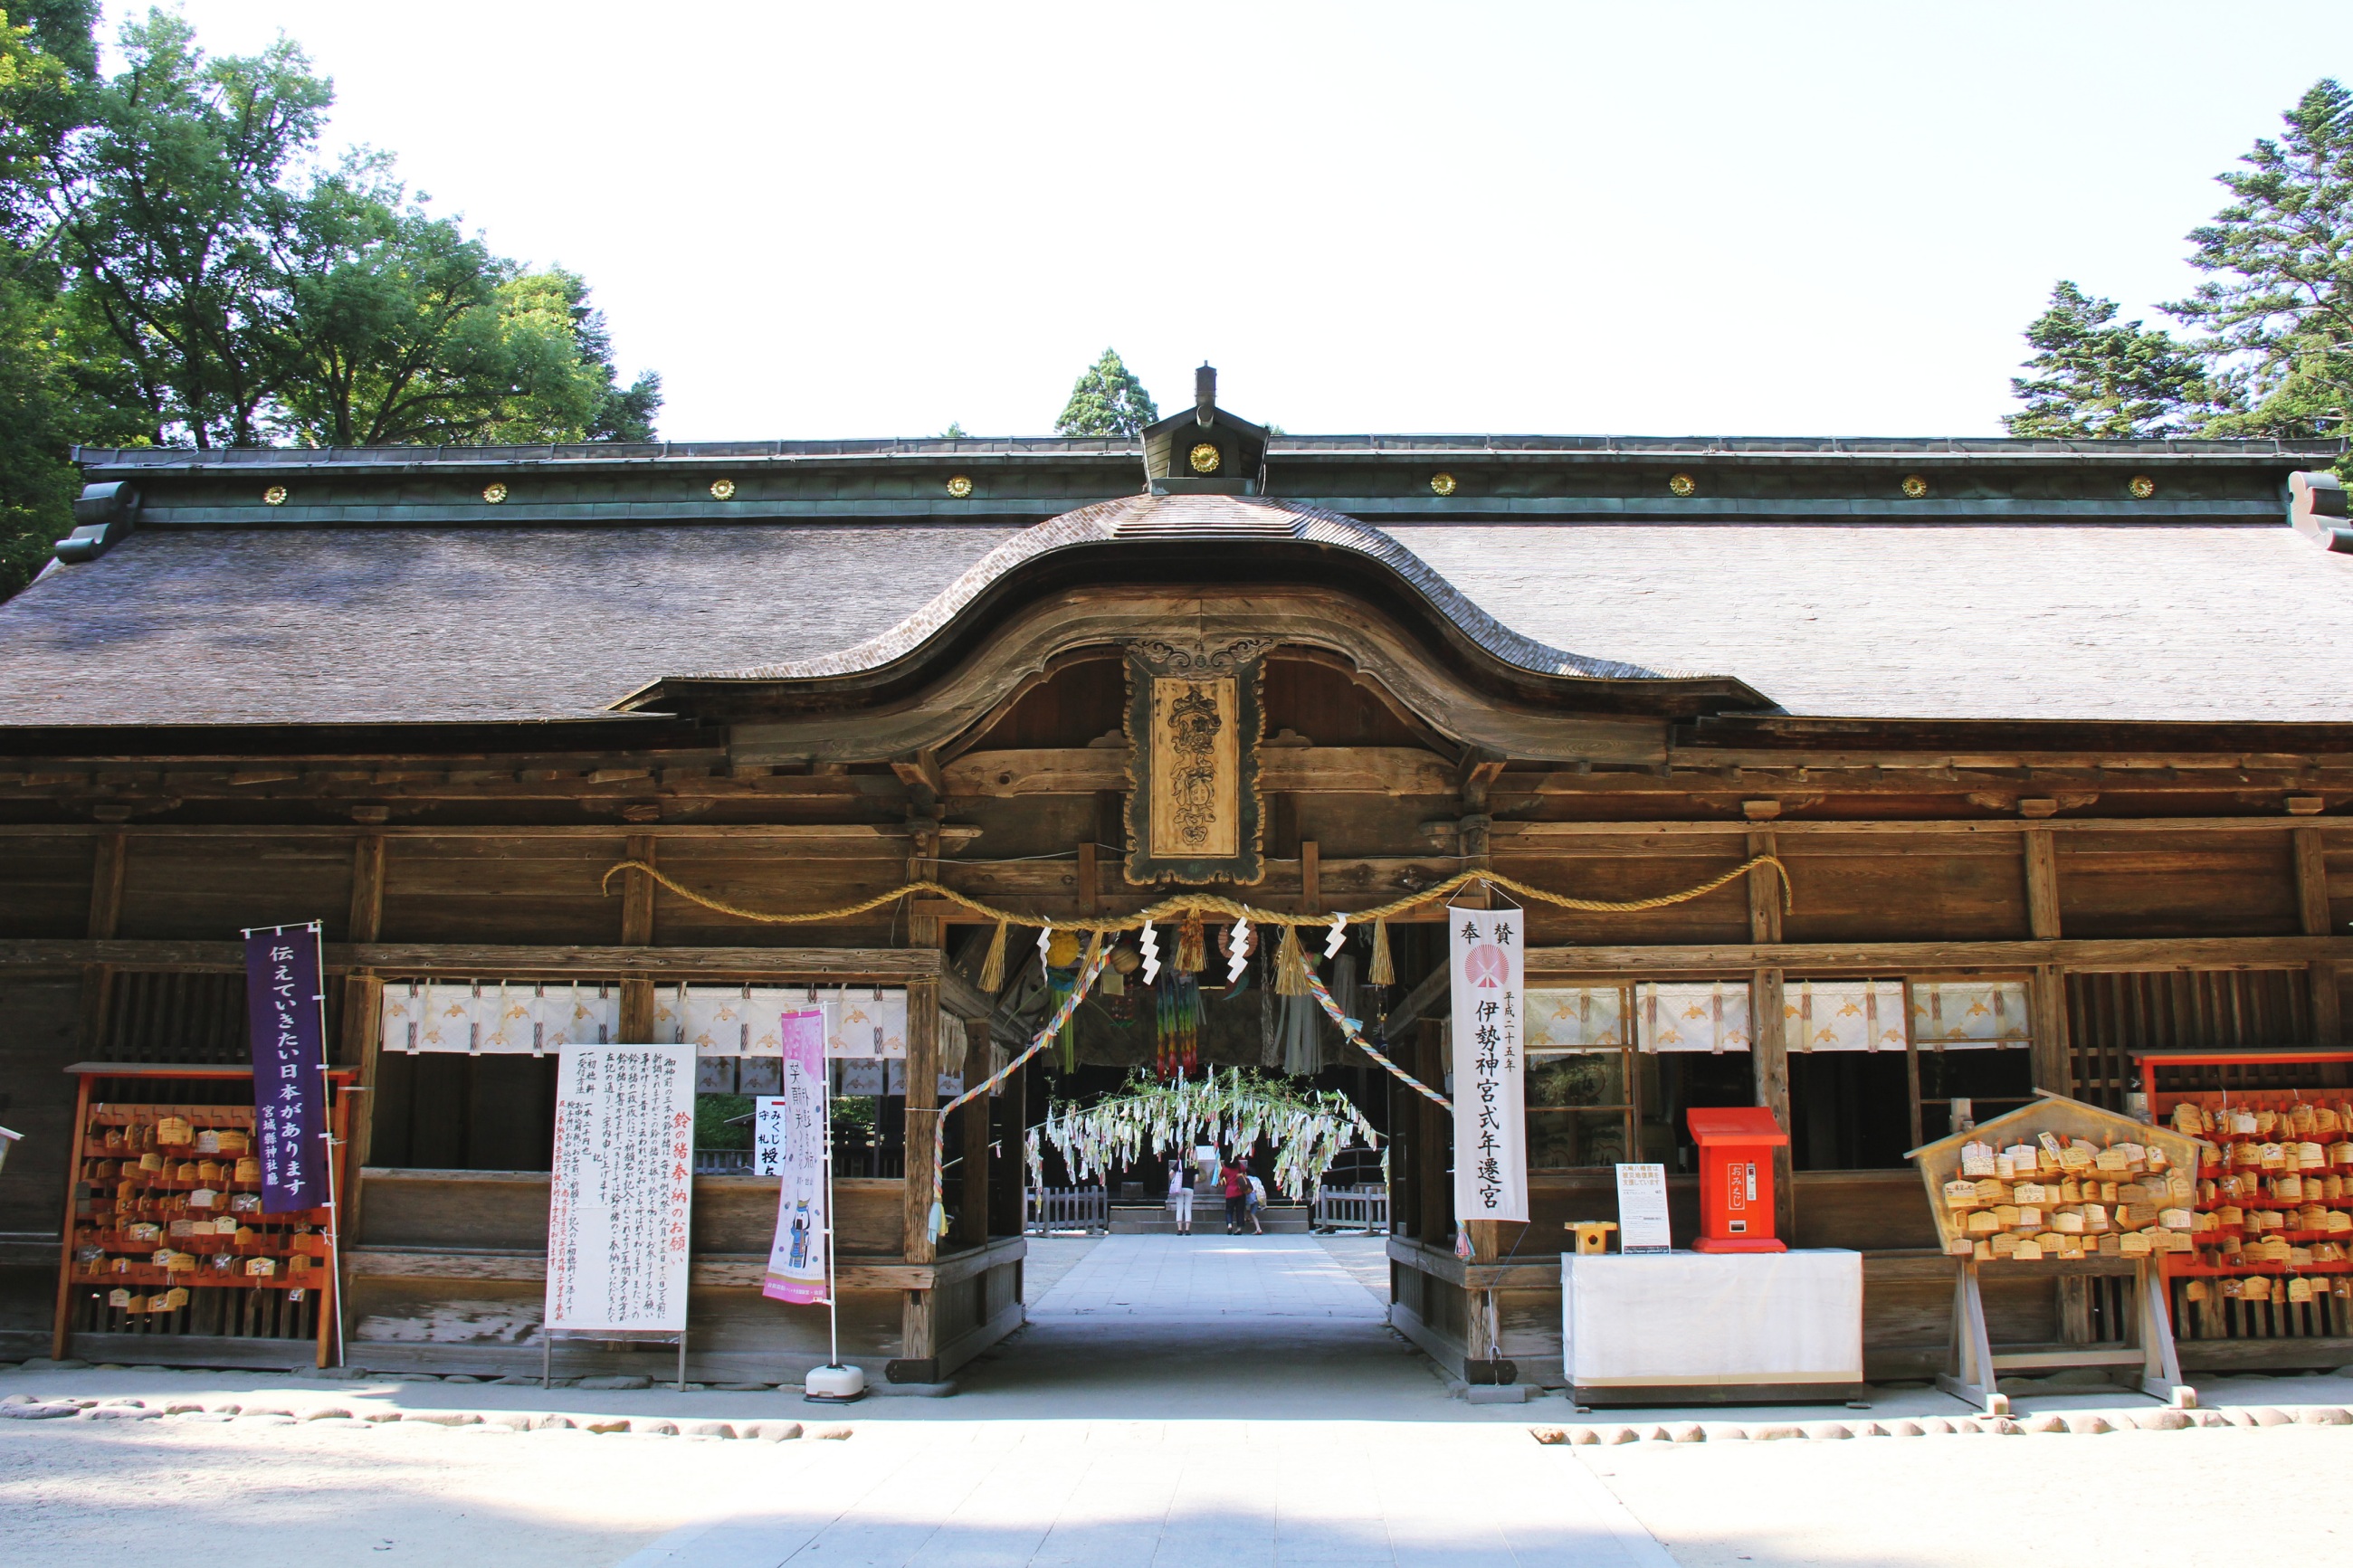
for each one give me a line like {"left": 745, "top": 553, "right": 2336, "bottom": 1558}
{"left": 1668, "top": 472, "right": 1695, "bottom": 497}
{"left": 262, "top": 486, "right": 288, "bottom": 506}
{"left": 1430, "top": 471, "right": 1456, "bottom": 496}
{"left": 2129, "top": 475, "right": 2156, "bottom": 499}
{"left": 946, "top": 474, "right": 974, "bottom": 499}
{"left": 1188, "top": 443, "right": 1222, "bottom": 475}
{"left": 1901, "top": 474, "right": 1929, "bottom": 499}
{"left": 710, "top": 479, "right": 736, "bottom": 500}
{"left": 481, "top": 482, "right": 508, "bottom": 504}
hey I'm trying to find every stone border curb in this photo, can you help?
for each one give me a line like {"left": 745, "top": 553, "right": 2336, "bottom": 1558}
{"left": 1531, "top": 1404, "right": 2353, "bottom": 1445}
{"left": 0, "top": 1390, "right": 850, "bottom": 1441}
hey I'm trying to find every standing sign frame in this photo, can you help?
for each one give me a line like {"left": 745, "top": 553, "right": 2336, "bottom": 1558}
{"left": 539, "top": 1041, "right": 698, "bottom": 1392}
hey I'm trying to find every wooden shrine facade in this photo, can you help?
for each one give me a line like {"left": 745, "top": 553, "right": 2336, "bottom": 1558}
{"left": 1, "top": 395, "right": 2349, "bottom": 1386}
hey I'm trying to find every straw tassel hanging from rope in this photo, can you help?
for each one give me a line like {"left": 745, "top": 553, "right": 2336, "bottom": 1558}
{"left": 1367, "top": 917, "right": 1395, "bottom": 986}
{"left": 977, "top": 918, "right": 1009, "bottom": 993}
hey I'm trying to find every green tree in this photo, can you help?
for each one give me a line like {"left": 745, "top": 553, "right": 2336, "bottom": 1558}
{"left": 1053, "top": 347, "right": 1157, "bottom": 436}
{"left": 2164, "top": 78, "right": 2353, "bottom": 438}
{"left": 36, "top": 8, "right": 659, "bottom": 449}
{"left": 0, "top": 2, "right": 112, "bottom": 599}
{"left": 2010, "top": 79, "right": 2353, "bottom": 443}
{"left": 2004, "top": 281, "right": 2210, "bottom": 439}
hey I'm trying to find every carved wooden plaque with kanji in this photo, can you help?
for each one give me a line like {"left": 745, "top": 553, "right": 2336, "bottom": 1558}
{"left": 1123, "top": 638, "right": 1267, "bottom": 886}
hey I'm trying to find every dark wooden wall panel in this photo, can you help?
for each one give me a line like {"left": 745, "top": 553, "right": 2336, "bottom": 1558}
{"left": 2057, "top": 833, "right": 2300, "bottom": 939}
{"left": 379, "top": 836, "right": 627, "bottom": 946}
{"left": 0, "top": 836, "right": 97, "bottom": 938}
{"left": 1499, "top": 851, "right": 1753, "bottom": 946}
{"left": 653, "top": 843, "right": 912, "bottom": 949}
{"left": 0, "top": 975, "right": 83, "bottom": 1232}
{"left": 117, "top": 837, "right": 354, "bottom": 941}
{"left": 1777, "top": 837, "right": 2026, "bottom": 944}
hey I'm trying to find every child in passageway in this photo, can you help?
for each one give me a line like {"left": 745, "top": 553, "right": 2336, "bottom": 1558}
{"left": 1243, "top": 1172, "right": 1267, "bottom": 1235}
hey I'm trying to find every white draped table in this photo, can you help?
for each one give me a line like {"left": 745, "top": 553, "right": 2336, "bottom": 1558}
{"left": 1561, "top": 1249, "right": 1864, "bottom": 1404}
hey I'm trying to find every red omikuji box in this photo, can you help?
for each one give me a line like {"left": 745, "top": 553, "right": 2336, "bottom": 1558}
{"left": 1686, "top": 1107, "right": 1789, "bottom": 1253}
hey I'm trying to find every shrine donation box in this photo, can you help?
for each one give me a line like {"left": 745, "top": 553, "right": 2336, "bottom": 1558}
{"left": 1688, "top": 1106, "right": 1787, "bottom": 1253}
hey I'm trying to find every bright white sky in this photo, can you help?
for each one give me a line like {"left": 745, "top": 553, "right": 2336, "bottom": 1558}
{"left": 136, "top": 2, "right": 2353, "bottom": 441}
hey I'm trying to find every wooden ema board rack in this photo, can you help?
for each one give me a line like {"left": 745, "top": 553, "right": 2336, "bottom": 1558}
{"left": 1908, "top": 1091, "right": 2196, "bottom": 1414}
{"left": 52, "top": 1064, "right": 355, "bottom": 1368}
{"left": 2139, "top": 1050, "right": 2353, "bottom": 1349}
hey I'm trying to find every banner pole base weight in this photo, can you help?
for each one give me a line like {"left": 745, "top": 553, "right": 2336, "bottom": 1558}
{"left": 804, "top": 1363, "right": 867, "bottom": 1402}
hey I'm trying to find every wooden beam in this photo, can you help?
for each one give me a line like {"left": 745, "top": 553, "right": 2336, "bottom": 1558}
{"left": 1490, "top": 816, "right": 2341, "bottom": 841}
{"left": 5, "top": 934, "right": 2342, "bottom": 981}
{"left": 1522, "top": 936, "right": 2348, "bottom": 975}
{"left": 0, "top": 822, "right": 973, "bottom": 843}
{"left": 942, "top": 746, "right": 1454, "bottom": 798}
{"left": 2024, "top": 829, "right": 2062, "bottom": 939}
{"left": 1300, "top": 840, "right": 1320, "bottom": 916}
{"left": 1076, "top": 841, "right": 1098, "bottom": 917}
{"left": 890, "top": 749, "right": 945, "bottom": 798}
{"left": 1388, "top": 960, "right": 1453, "bottom": 1033}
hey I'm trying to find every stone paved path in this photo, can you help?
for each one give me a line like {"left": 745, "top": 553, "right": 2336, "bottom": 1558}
{"left": 1027, "top": 1234, "right": 1387, "bottom": 1321}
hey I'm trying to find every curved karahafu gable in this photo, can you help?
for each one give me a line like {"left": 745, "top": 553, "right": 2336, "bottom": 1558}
{"left": 624, "top": 493, "right": 1772, "bottom": 765}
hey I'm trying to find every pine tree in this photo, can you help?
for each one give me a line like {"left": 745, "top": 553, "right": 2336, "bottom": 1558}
{"left": 2004, "top": 281, "right": 2209, "bottom": 439}
{"left": 2164, "top": 78, "right": 2353, "bottom": 438}
{"left": 1053, "top": 347, "right": 1157, "bottom": 437}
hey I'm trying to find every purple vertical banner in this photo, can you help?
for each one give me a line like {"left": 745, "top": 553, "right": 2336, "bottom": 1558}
{"left": 243, "top": 923, "right": 328, "bottom": 1214}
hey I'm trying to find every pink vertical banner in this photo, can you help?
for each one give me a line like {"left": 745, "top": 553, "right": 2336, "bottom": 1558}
{"left": 762, "top": 1008, "right": 831, "bottom": 1305}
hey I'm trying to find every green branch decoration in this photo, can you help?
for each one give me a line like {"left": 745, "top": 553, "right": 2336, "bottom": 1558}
{"left": 1039, "top": 1067, "right": 1384, "bottom": 1202}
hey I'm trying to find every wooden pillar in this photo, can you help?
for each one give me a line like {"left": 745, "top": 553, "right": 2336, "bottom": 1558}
{"left": 1076, "top": 841, "right": 1098, "bottom": 916}
{"left": 901, "top": 977, "right": 942, "bottom": 1264}
{"left": 340, "top": 834, "right": 387, "bottom": 1247}
{"left": 895, "top": 974, "right": 943, "bottom": 1383}
{"left": 957, "top": 1066, "right": 990, "bottom": 1248}
{"left": 1415, "top": 1019, "right": 1450, "bottom": 1246}
{"left": 2296, "top": 826, "right": 2342, "bottom": 1048}
{"left": 2018, "top": 828, "right": 2075, "bottom": 1097}
{"left": 1300, "top": 840, "right": 1321, "bottom": 916}
{"left": 618, "top": 833, "right": 657, "bottom": 1041}
{"left": 2024, "top": 829, "right": 2062, "bottom": 940}
{"left": 990, "top": 1056, "right": 1025, "bottom": 1240}
{"left": 1753, "top": 966, "right": 1793, "bottom": 1240}
{"left": 1745, "top": 831, "right": 1781, "bottom": 944}
{"left": 77, "top": 831, "right": 128, "bottom": 1059}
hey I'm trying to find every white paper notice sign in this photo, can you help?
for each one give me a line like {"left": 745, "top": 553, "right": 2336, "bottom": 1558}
{"left": 545, "top": 1043, "right": 696, "bottom": 1334}
{"left": 1450, "top": 906, "right": 1528, "bottom": 1223}
{"left": 1615, "top": 1163, "right": 1672, "bottom": 1254}
{"left": 752, "top": 1096, "right": 787, "bottom": 1177}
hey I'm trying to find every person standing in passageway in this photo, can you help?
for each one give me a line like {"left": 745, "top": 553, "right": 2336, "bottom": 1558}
{"left": 1220, "top": 1154, "right": 1249, "bottom": 1234}
{"left": 1167, "top": 1154, "right": 1196, "bottom": 1235}
{"left": 1243, "top": 1170, "right": 1267, "bottom": 1235}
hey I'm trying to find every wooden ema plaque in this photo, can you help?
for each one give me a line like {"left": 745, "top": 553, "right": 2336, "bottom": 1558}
{"left": 52, "top": 1063, "right": 353, "bottom": 1368}
{"left": 1907, "top": 1090, "right": 2197, "bottom": 1413}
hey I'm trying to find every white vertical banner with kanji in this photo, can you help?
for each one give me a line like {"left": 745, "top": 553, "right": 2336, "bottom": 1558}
{"left": 1450, "top": 907, "right": 1529, "bottom": 1223}
{"left": 545, "top": 1042, "right": 695, "bottom": 1335}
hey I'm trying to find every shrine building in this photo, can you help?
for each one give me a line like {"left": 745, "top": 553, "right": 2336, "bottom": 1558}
{"left": 0, "top": 367, "right": 2348, "bottom": 1388}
